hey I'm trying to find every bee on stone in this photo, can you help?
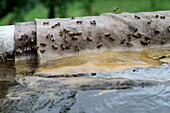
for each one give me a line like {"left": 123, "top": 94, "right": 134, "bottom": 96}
{"left": 6, "top": 52, "right": 13, "bottom": 58}
{"left": 76, "top": 21, "right": 83, "bottom": 24}
{"left": 155, "top": 29, "right": 160, "bottom": 34}
{"left": 40, "top": 42, "right": 46, "bottom": 46}
{"left": 43, "top": 22, "right": 49, "bottom": 25}
{"left": 18, "top": 36, "right": 24, "bottom": 41}
{"left": 127, "top": 34, "right": 131, "bottom": 41}
{"left": 16, "top": 48, "right": 23, "bottom": 54}
{"left": 160, "top": 16, "right": 165, "bottom": 19}
{"left": 60, "top": 44, "right": 65, "bottom": 50}
{"left": 155, "top": 15, "right": 159, "bottom": 18}
{"left": 72, "top": 36, "right": 78, "bottom": 40}
{"left": 40, "top": 49, "right": 46, "bottom": 53}
{"left": 90, "top": 20, "right": 96, "bottom": 25}
{"left": 76, "top": 32, "right": 82, "bottom": 35}
{"left": 51, "top": 38, "right": 55, "bottom": 42}
{"left": 120, "top": 38, "right": 125, "bottom": 44}
{"left": 69, "top": 32, "right": 75, "bottom": 36}
{"left": 140, "top": 39, "right": 150, "bottom": 46}
{"left": 81, "top": 37, "right": 86, "bottom": 41}
{"left": 75, "top": 46, "right": 80, "bottom": 51}
{"left": 66, "top": 44, "right": 71, "bottom": 49}
{"left": 23, "top": 40, "right": 28, "bottom": 46}
{"left": 32, "top": 31, "right": 36, "bottom": 35}
{"left": 104, "top": 33, "right": 111, "bottom": 37}
{"left": 147, "top": 19, "right": 152, "bottom": 24}
{"left": 144, "top": 36, "right": 151, "bottom": 41}
{"left": 109, "top": 36, "right": 115, "bottom": 41}
{"left": 161, "top": 38, "right": 166, "bottom": 45}
{"left": 29, "top": 37, "right": 34, "bottom": 43}
{"left": 127, "top": 42, "right": 133, "bottom": 47}
{"left": 86, "top": 36, "right": 93, "bottom": 41}
{"left": 46, "top": 34, "right": 50, "bottom": 39}
{"left": 97, "top": 42, "right": 102, "bottom": 48}
{"left": 60, "top": 31, "right": 63, "bottom": 37}
{"left": 24, "top": 46, "right": 31, "bottom": 52}
{"left": 52, "top": 45, "right": 58, "bottom": 49}
{"left": 0, "top": 55, "right": 6, "bottom": 62}
{"left": 71, "top": 16, "right": 75, "bottom": 19}
{"left": 32, "top": 46, "right": 39, "bottom": 50}
{"left": 167, "top": 26, "right": 170, "bottom": 32}
{"left": 63, "top": 36, "right": 68, "bottom": 43}
{"left": 134, "top": 15, "right": 140, "bottom": 19}
{"left": 63, "top": 29, "right": 70, "bottom": 33}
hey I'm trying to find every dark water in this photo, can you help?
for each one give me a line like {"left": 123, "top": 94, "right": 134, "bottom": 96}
{"left": 0, "top": 48, "right": 170, "bottom": 113}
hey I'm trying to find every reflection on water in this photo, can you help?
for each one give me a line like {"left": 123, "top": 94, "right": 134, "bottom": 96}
{"left": 0, "top": 46, "right": 170, "bottom": 113}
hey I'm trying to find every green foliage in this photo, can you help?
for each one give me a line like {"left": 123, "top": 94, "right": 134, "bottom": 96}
{"left": 0, "top": 0, "right": 170, "bottom": 26}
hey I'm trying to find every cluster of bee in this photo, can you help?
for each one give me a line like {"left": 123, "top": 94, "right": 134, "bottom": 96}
{"left": 16, "top": 31, "right": 37, "bottom": 55}
{"left": 0, "top": 52, "right": 14, "bottom": 62}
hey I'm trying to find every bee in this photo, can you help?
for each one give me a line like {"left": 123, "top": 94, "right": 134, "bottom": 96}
{"left": 52, "top": 45, "right": 58, "bottom": 49}
{"left": 63, "top": 29, "right": 70, "bottom": 33}
{"left": 127, "top": 42, "right": 133, "bottom": 47}
{"left": 75, "top": 46, "right": 80, "bottom": 51}
{"left": 134, "top": 15, "right": 140, "bottom": 19}
{"left": 40, "top": 43, "right": 46, "bottom": 46}
{"left": 23, "top": 34, "right": 28, "bottom": 39}
{"left": 0, "top": 55, "right": 6, "bottom": 62}
{"left": 113, "top": 8, "right": 119, "bottom": 12}
{"left": 97, "top": 42, "right": 102, "bottom": 48}
{"left": 147, "top": 19, "right": 152, "bottom": 24}
{"left": 57, "top": 22, "right": 61, "bottom": 26}
{"left": 69, "top": 32, "right": 75, "bottom": 36}
{"left": 160, "top": 16, "right": 165, "bottom": 19}
{"left": 23, "top": 40, "right": 28, "bottom": 46}
{"left": 63, "top": 36, "right": 68, "bottom": 43}
{"left": 6, "top": 52, "right": 13, "bottom": 58}
{"left": 86, "top": 36, "right": 93, "bottom": 41}
{"left": 155, "top": 29, "right": 160, "bottom": 34}
{"left": 71, "top": 16, "right": 75, "bottom": 19}
{"left": 167, "top": 26, "right": 170, "bottom": 32}
{"left": 120, "top": 38, "right": 125, "bottom": 44}
{"left": 155, "top": 15, "right": 159, "bottom": 18}
{"left": 81, "top": 37, "right": 86, "bottom": 41}
{"left": 161, "top": 38, "right": 166, "bottom": 45}
{"left": 144, "top": 36, "right": 151, "bottom": 41}
{"left": 72, "top": 36, "right": 78, "bottom": 40}
{"left": 32, "top": 45, "right": 39, "bottom": 50}
{"left": 51, "top": 38, "right": 55, "bottom": 42}
{"left": 40, "top": 49, "right": 46, "bottom": 53}
{"left": 104, "top": 33, "right": 111, "bottom": 37}
{"left": 76, "top": 21, "right": 83, "bottom": 24}
{"left": 43, "top": 22, "right": 49, "bottom": 25}
{"left": 16, "top": 48, "right": 23, "bottom": 54}
{"left": 60, "top": 31, "right": 63, "bottom": 37}
{"left": 66, "top": 44, "right": 71, "bottom": 49}
{"left": 90, "top": 20, "right": 96, "bottom": 25}
{"left": 140, "top": 40, "right": 150, "bottom": 45}
{"left": 46, "top": 34, "right": 50, "bottom": 39}
{"left": 32, "top": 31, "right": 36, "bottom": 35}
{"left": 76, "top": 32, "right": 82, "bottom": 35}
{"left": 24, "top": 46, "right": 31, "bottom": 52}
{"left": 109, "top": 36, "right": 115, "bottom": 41}
{"left": 60, "top": 44, "right": 65, "bottom": 50}
{"left": 29, "top": 37, "right": 34, "bottom": 43}
{"left": 18, "top": 36, "right": 23, "bottom": 41}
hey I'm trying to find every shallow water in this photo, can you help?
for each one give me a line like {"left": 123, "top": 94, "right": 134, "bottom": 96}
{"left": 0, "top": 46, "right": 170, "bottom": 113}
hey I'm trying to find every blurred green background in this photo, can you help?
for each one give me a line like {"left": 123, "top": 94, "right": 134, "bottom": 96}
{"left": 0, "top": 0, "right": 170, "bottom": 26}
